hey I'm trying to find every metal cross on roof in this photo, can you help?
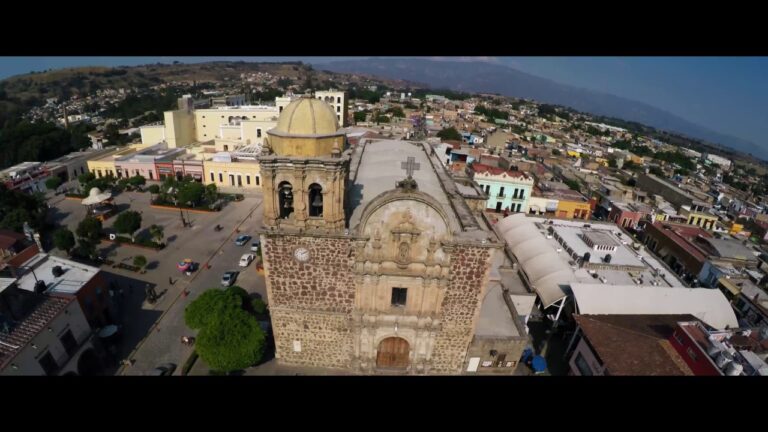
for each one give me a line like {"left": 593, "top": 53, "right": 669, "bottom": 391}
{"left": 401, "top": 156, "right": 420, "bottom": 179}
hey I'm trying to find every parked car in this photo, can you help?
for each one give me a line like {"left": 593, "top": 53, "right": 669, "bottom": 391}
{"left": 250, "top": 240, "right": 261, "bottom": 252}
{"left": 234, "top": 234, "right": 251, "bottom": 246}
{"left": 239, "top": 253, "right": 255, "bottom": 267}
{"left": 221, "top": 271, "right": 238, "bottom": 287}
{"left": 148, "top": 363, "right": 177, "bottom": 376}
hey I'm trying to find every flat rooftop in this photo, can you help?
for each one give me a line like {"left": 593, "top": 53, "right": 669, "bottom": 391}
{"left": 16, "top": 254, "right": 100, "bottom": 295}
{"left": 511, "top": 216, "right": 685, "bottom": 289}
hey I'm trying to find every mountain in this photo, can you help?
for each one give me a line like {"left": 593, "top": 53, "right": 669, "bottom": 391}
{"left": 319, "top": 58, "right": 762, "bottom": 159}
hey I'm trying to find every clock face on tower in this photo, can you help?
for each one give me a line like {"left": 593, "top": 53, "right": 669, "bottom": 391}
{"left": 294, "top": 247, "right": 310, "bottom": 263}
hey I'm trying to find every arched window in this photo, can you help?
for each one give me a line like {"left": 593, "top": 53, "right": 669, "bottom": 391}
{"left": 308, "top": 183, "right": 323, "bottom": 217}
{"left": 278, "top": 181, "right": 294, "bottom": 219}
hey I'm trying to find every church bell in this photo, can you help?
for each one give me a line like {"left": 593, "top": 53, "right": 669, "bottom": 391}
{"left": 311, "top": 194, "right": 323, "bottom": 208}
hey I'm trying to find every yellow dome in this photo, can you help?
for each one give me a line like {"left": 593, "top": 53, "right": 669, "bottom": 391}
{"left": 271, "top": 96, "right": 340, "bottom": 137}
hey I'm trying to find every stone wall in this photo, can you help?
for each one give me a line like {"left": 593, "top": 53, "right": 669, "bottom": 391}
{"left": 270, "top": 309, "right": 352, "bottom": 368}
{"left": 263, "top": 235, "right": 355, "bottom": 313}
{"left": 463, "top": 336, "right": 528, "bottom": 375}
{"left": 263, "top": 234, "right": 356, "bottom": 368}
{"left": 429, "top": 245, "right": 493, "bottom": 374}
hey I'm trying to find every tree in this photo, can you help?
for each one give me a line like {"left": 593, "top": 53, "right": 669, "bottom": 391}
{"left": 204, "top": 183, "right": 218, "bottom": 205}
{"left": 53, "top": 228, "right": 75, "bottom": 254}
{"left": 149, "top": 224, "right": 164, "bottom": 244}
{"left": 127, "top": 175, "right": 146, "bottom": 187}
{"left": 251, "top": 298, "right": 267, "bottom": 315}
{"left": 196, "top": 308, "right": 266, "bottom": 372}
{"left": 148, "top": 184, "right": 160, "bottom": 195}
{"left": 552, "top": 149, "right": 562, "bottom": 156}
{"left": 114, "top": 211, "right": 142, "bottom": 241}
{"left": 45, "top": 176, "right": 62, "bottom": 191}
{"left": 0, "top": 208, "right": 31, "bottom": 232}
{"left": 649, "top": 166, "right": 665, "bottom": 177}
{"left": 76, "top": 216, "right": 103, "bottom": 244}
{"left": 607, "top": 158, "right": 618, "bottom": 168}
{"left": 353, "top": 111, "right": 368, "bottom": 123}
{"left": 185, "top": 287, "right": 266, "bottom": 372}
{"left": 78, "top": 172, "right": 95, "bottom": 186}
{"left": 436, "top": 127, "right": 462, "bottom": 141}
{"left": 386, "top": 106, "right": 405, "bottom": 118}
{"left": 133, "top": 255, "right": 147, "bottom": 269}
{"left": 185, "top": 289, "right": 243, "bottom": 330}
{"left": 177, "top": 181, "right": 204, "bottom": 207}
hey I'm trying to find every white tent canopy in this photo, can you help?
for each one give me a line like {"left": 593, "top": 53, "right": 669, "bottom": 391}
{"left": 81, "top": 187, "right": 112, "bottom": 206}
{"left": 497, "top": 213, "right": 571, "bottom": 308}
{"left": 570, "top": 283, "right": 739, "bottom": 330}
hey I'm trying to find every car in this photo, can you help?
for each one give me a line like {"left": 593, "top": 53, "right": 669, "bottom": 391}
{"left": 148, "top": 363, "right": 177, "bottom": 376}
{"left": 234, "top": 235, "right": 251, "bottom": 246}
{"left": 221, "top": 271, "right": 238, "bottom": 287}
{"left": 250, "top": 241, "right": 261, "bottom": 252}
{"left": 239, "top": 254, "right": 255, "bottom": 267}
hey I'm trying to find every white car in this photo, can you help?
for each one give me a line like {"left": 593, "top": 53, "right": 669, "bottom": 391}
{"left": 239, "top": 253, "right": 255, "bottom": 267}
{"left": 250, "top": 241, "right": 260, "bottom": 252}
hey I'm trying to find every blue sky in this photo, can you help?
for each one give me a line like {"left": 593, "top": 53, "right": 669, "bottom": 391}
{"left": 1, "top": 56, "right": 765, "bottom": 153}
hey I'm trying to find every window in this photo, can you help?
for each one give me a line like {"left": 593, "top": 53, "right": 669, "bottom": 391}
{"left": 687, "top": 347, "right": 698, "bottom": 361}
{"left": 673, "top": 330, "right": 684, "bottom": 345}
{"left": 38, "top": 352, "right": 58, "bottom": 376}
{"left": 255, "top": 176, "right": 260, "bottom": 186}
{"left": 499, "top": 187, "right": 505, "bottom": 197}
{"left": 210, "top": 172, "right": 215, "bottom": 182}
{"left": 60, "top": 329, "right": 78, "bottom": 357}
{"left": 219, "top": 173, "right": 223, "bottom": 183}
{"left": 574, "top": 352, "right": 593, "bottom": 376}
{"left": 391, "top": 288, "right": 407, "bottom": 307}
{"left": 257, "top": 129, "right": 262, "bottom": 138}
{"left": 337, "top": 106, "right": 341, "bottom": 113}
{"left": 246, "top": 175, "right": 251, "bottom": 185}
{"left": 337, "top": 115, "right": 341, "bottom": 121}
{"left": 337, "top": 97, "right": 341, "bottom": 103}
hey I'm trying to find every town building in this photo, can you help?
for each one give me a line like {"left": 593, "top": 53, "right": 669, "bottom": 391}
{"left": 470, "top": 163, "right": 534, "bottom": 213}
{"left": 0, "top": 283, "right": 104, "bottom": 376}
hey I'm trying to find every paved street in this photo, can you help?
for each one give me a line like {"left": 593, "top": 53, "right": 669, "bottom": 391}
{"left": 47, "top": 189, "right": 267, "bottom": 375}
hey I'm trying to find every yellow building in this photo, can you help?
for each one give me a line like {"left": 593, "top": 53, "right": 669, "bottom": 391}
{"left": 679, "top": 206, "right": 718, "bottom": 230}
{"left": 203, "top": 157, "right": 262, "bottom": 189}
{"left": 556, "top": 200, "right": 591, "bottom": 220}
{"left": 86, "top": 145, "right": 147, "bottom": 178}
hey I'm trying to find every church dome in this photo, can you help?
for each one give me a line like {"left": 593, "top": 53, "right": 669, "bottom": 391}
{"left": 271, "top": 96, "right": 340, "bottom": 137}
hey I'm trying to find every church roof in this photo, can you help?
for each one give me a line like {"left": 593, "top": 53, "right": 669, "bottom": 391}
{"left": 348, "top": 140, "right": 454, "bottom": 229}
{"left": 269, "top": 97, "right": 340, "bottom": 137}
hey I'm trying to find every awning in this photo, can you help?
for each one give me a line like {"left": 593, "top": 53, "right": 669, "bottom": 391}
{"left": 546, "top": 201, "right": 558, "bottom": 212}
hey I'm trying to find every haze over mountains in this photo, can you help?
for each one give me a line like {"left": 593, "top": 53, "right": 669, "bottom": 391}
{"left": 320, "top": 58, "right": 762, "bottom": 159}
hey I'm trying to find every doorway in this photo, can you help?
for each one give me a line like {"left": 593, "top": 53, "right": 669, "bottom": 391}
{"left": 376, "top": 337, "right": 410, "bottom": 369}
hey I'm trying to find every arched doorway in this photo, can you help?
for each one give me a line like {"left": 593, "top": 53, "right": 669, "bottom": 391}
{"left": 376, "top": 337, "right": 410, "bottom": 369}
{"left": 77, "top": 348, "right": 104, "bottom": 376}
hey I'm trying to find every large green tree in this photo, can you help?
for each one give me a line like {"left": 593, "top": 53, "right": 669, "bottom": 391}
{"left": 177, "top": 181, "right": 204, "bottom": 207}
{"left": 45, "top": 176, "right": 62, "bottom": 191}
{"left": 113, "top": 211, "right": 142, "bottom": 241}
{"left": 76, "top": 216, "right": 103, "bottom": 243}
{"left": 436, "top": 127, "right": 462, "bottom": 141}
{"left": 185, "top": 287, "right": 266, "bottom": 372}
{"left": 53, "top": 228, "right": 75, "bottom": 254}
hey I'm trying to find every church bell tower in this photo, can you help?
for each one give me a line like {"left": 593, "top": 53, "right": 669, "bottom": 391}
{"left": 259, "top": 96, "right": 350, "bottom": 232}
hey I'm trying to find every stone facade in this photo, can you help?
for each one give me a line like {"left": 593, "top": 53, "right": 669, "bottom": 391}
{"left": 261, "top": 233, "right": 356, "bottom": 368}
{"left": 429, "top": 245, "right": 493, "bottom": 373}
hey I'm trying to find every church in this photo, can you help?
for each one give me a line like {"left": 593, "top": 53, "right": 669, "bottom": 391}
{"left": 258, "top": 96, "right": 528, "bottom": 374}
